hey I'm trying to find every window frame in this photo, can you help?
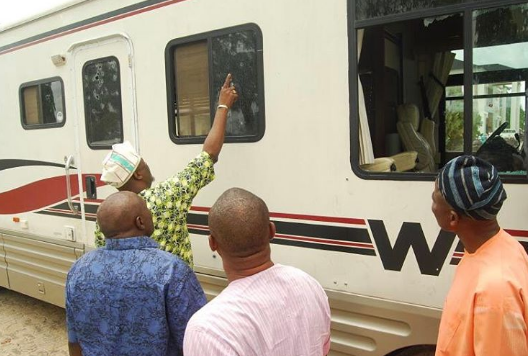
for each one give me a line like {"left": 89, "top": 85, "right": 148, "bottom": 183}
{"left": 82, "top": 55, "right": 124, "bottom": 150}
{"left": 446, "top": 71, "right": 527, "bottom": 156}
{"left": 349, "top": 0, "right": 528, "bottom": 183}
{"left": 19, "top": 77, "right": 66, "bottom": 130}
{"left": 165, "top": 23, "right": 265, "bottom": 145}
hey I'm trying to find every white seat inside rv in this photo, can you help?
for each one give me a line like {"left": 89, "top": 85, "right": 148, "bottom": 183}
{"left": 396, "top": 103, "right": 435, "bottom": 172}
{"left": 360, "top": 151, "right": 418, "bottom": 173}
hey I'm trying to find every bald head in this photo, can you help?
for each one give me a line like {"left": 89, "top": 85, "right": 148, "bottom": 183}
{"left": 209, "top": 188, "right": 271, "bottom": 257}
{"left": 97, "top": 191, "right": 153, "bottom": 238}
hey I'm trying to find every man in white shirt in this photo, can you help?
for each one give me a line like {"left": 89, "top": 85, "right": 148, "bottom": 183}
{"left": 183, "top": 187, "right": 331, "bottom": 356}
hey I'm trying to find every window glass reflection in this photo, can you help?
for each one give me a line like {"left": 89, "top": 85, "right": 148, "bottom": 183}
{"left": 83, "top": 57, "right": 123, "bottom": 148}
{"left": 355, "top": 0, "right": 479, "bottom": 21}
{"left": 212, "top": 30, "right": 259, "bottom": 136}
{"left": 21, "top": 79, "right": 65, "bottom": 128}
{"left": 472, "top": 3, "right": 527, "bottom": 173}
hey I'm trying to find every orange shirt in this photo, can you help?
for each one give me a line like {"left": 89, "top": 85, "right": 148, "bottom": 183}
{"left": 436, "top": 229, "right": 528, "bottom": 356}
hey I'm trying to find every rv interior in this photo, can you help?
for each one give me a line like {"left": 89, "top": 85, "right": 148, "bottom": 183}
{"left": 357, "top": 5, "right": 527, "bottom": 176}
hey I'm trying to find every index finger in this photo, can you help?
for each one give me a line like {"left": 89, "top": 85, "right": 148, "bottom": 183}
{"left": 222, "top": 73, "right": 232, "bottom": 89}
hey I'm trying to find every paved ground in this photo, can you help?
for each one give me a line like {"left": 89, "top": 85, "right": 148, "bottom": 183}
{"left": 0, "top": 288, "right": 68, "bottom": 356}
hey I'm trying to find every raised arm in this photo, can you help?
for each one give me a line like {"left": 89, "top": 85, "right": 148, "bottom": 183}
{"left": 203, "top": 73, "right": 238, "bottom": 163}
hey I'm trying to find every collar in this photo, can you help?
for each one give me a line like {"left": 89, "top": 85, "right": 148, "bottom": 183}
{"left": 104, "top": 236, "right": 159, "bottom": 250}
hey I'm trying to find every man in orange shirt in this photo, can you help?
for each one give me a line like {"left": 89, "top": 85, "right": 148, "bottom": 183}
{"left": 432, "top": 155, "right": 528, "bottom": 356}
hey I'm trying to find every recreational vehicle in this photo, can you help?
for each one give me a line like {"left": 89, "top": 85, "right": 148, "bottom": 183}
{"left": 1, "top": 0, "right": 527, "bottom": 355}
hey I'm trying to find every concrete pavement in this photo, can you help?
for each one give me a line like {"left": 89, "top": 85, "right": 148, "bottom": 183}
{"left": 0, "top": 288, "right": 68, "bottom": 356}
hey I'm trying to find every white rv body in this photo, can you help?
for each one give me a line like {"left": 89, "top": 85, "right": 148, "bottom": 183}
{"left": 1, "top": 1, "right": 527, "bottom": 355}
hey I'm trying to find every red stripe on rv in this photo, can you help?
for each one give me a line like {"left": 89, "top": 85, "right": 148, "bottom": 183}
{"left": 506, "top": 229, "right": 528, "bottom": 238}
{"left": 190, "top": 206, "right": 366, "bottom": 225}
{"left": 275, "top": 234, "right": 374, "bottom": 249}
{"left": 270, "top": 212, "right": 365, "bottom": 225}
{"left": 0, "top": 174, "right": 103, "bottom": 214}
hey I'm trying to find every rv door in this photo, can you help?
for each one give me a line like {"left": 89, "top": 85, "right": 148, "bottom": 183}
{"left": 69, "top": 34, "right": 138, "bottom": 246}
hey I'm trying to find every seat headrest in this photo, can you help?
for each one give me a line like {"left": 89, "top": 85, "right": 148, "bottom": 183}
{"left": 397, "top": 104, "right": 420, "bottom": 130}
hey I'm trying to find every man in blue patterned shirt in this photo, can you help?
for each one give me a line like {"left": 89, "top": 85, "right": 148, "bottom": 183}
{"left": 66, "top": 191, "right": 206, "bottom": 356}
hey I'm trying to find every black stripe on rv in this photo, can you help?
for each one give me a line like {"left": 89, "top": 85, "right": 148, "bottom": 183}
{"left": 0, "top": 159, "right": 66, "bottom": 172}
{"left": 188, "top": 228, "right": 209, "bottom": 236}
{"left": 187, "top": 213, "right": 208, "bottom": 226}
{"left": 272, "top": 238, "right": 376, "bottom": 256}
{"left": 274, "top": 221, "right": 371, "bottom": 243}
{"left": 39, "top": 209, "right": 374, "bottom": 255}
{"left": 36, "top": 210, "right": 84, "bottom": 220}
{"left": 187, "top": 213, "right": 372, "bottom": 243}
{"left": 449, "top": 240, "right": 464, "bottom": 265}
{"left": 35, "top": 202, "right": 98, "bottom": 221}
{"left": 187, "top": 229, "right": 374, "bottom": 257}
{"left": 519, "top": 241, "right": 528, "bottom": 256}
{"left": 0, "top": 0, "right": 174, "bottom": 54}
{"left": 453, "top": 240, "right": 464, "bottom": 252}
{"left": 46, "top": 201, "right": 99, "bottom": 215}
{"left": 188, "top": 213, "right": 372, "bottom": 244}
{"left": 188, "top": 212, "right": 374, "bottom": 255}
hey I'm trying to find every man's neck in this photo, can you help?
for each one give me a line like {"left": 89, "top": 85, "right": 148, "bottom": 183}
{"left": 107, "top": 230, "right": 146, "bottom": 239}
{"left": 118, "top": 183, "right": 144, "bottom": 195}
{"left": 457, "top": 219, "right": 501, "bottom": 253}
{"left": 222, "top": 248, "right": 274, "bottom": 283}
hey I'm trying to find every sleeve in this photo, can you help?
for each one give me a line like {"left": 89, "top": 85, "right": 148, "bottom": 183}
{"left": 94, "top": 222, "right": 105, "bottom": 247}
{"left": 166, "top": 266, "right": 207, "bottom": 353}
{"left": 323, "top": 336, "right": 331, "bottom": 356}
{"left": 184, "top": 327, "right": 238, "bottom": 356}
{"left": 143, "top": 151, "right": 215, "bottom": 215}
{"left": 320, "top": 284, "right": 332, "bottom": 355}
{"left": 175, "top": 151, "right": 215, "bottom": 206}
{"left": 473, "top": 288, "right": 528, "bottom": 356}
{"left": 322, "top": 300, "right": 331, "bottom": 355}
{"left": 65, "top": 270, "right": 78, "bottom": 343}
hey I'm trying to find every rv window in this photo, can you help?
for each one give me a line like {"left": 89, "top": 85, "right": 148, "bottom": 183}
{"left": 20, "top": 79, "right": 65, "bottom": 129}
{"left": 468, "top": 3, "right": 527, "bottom": 175}
{"left": 167, "top": 24, "right": 264, "bottom": 144}
{"left": 83, "top": 56, "right": 123, "bottom": 149}
{"left": 354, "top": 2, "right": 528, "bottom": 181}
{"left": 357, "top": 14, "right": 463, "bottom": 175}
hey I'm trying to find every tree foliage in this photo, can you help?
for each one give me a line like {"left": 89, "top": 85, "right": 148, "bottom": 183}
{"left": 445, "top": 110, "right": 483, "bottom": 152}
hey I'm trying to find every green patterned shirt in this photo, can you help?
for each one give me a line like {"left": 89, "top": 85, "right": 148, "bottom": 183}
{"left": 94, "top": 151, "right": 215, "bottom": 266}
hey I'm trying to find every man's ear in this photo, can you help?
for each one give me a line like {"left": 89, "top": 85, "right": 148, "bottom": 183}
{"left": 135, "top": 216, "right": 146, "bottom": 230}
{"left": 448, "top": 210, "right": 460, "bottom": 229}
{"left": 269, "top": 222, "right": 276, "bottom": 241}
{"left": 209, "top": 235, "right": 218, "bottom": 252}
{"left": 132, "top": 169, "right": 142, "bottom": 180}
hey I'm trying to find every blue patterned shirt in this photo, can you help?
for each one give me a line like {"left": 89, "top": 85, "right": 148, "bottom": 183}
{"left": 66, "top": 236, "right": 206, "bottom": 356}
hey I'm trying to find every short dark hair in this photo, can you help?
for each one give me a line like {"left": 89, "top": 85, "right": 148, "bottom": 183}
{"left": 209, "top": 188, "right": 270, "bottom": 257}
{"left": 97, "top": 191, "right": 148, "bottom": 237}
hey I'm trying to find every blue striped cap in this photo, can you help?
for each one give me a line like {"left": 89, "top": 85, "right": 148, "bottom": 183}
{"left": 437, "top": 155, "right": 507, "bottom": 220}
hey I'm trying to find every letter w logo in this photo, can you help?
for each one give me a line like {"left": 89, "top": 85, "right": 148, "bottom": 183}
{"left": 368, "top": 220, "right": 456, "bottom": 276}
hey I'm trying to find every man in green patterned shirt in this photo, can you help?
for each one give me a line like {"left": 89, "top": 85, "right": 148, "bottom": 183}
{"left": 95, "top": 73, "right": 238, "bottom": 266}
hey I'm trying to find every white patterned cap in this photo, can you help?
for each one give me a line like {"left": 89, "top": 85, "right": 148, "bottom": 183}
{"left": 101, "top": 141, "right": 141, "bottom": 188}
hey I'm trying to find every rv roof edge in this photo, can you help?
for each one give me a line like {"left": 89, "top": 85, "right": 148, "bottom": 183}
{"left": 0, "top": 0, "right": 90, "bottom": 33}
